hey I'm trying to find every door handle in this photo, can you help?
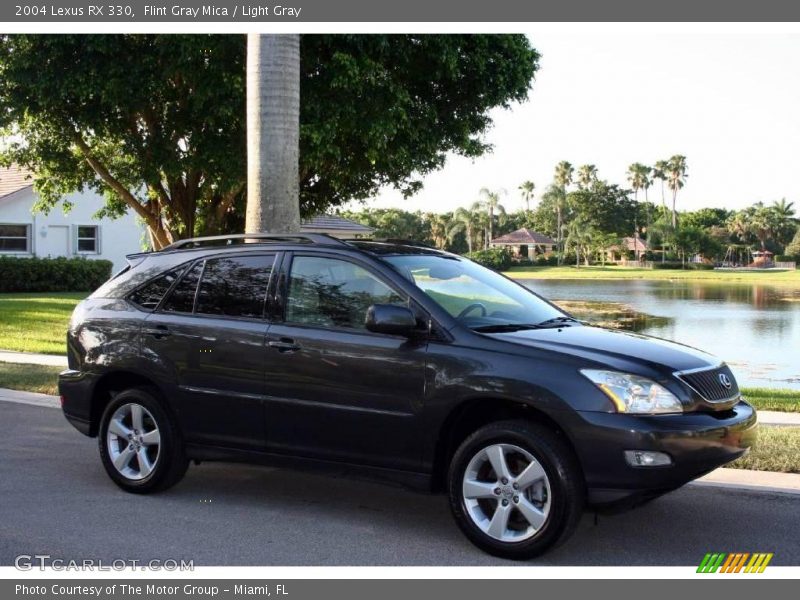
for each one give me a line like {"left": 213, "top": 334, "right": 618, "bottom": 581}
{"left": 268, "top": 338, "right": 300, "bottom": 353}
{"left": 143, "top": 325, "right": 171, "bottom": 339}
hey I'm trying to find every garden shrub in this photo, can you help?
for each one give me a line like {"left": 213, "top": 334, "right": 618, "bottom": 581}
{"left": 464, "top": 247, "right": 514, "bottom": 271}
{"left": 0, "top": 256, "right": 113, "bottom": 292}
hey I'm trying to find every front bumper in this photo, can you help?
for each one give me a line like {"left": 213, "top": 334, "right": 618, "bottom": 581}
{"left": 567, "top": 400, "right": 757, "bottom": 507}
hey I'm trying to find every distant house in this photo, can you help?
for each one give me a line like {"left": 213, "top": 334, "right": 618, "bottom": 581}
{"left": 300, "top": 214, "right": 374, "bottom": 239}
{"left": 607, "top": 236, "right": 648, "bottom": 263}
{"left": 0, "top": 165, "right": 146, "bottom": 272}
{"left": 490, "top": 228, "right": 556, "bottom": 259}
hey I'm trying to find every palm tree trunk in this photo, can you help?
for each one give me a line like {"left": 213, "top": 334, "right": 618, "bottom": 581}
{"left": 671, "top": 189, "right": 678, "bottom": 230}
{"left": 245, "top": 34, "right": 301, "bottom": 234}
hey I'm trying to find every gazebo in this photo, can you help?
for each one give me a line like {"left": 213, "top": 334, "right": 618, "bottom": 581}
{"left": 490, "top": 228, "right": 556, "bottom": 260}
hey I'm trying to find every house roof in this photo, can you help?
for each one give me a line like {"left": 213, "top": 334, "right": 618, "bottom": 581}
{"left": 300, "top": 214, "right": 374, "bottom": 233}
{"left": 0, "top": 165, "right": 34, "bottom": 200}
{"left": 490, "top": 228, "right": 556, "bottom": 246}
{"left": 619, "top": 236, "right": 648, "bottom": 251}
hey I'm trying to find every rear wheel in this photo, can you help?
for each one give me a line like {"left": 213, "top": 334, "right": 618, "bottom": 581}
{"left": 98, "top": 387, "right": 188, "bottom": 493}
{"left": 448, "top": 420, "right": 584, "bottom": 559}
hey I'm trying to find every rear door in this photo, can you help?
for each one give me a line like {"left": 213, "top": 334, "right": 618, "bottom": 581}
{"left": 141, "top": 253, "right": 277, "bottom": 450}
{"left": 262, "top": 252, "right": 428, "bottom": 472}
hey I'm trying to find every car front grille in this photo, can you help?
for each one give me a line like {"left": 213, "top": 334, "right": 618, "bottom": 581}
{"left": 677, "top": 364, "right": 740, "bottom": 403}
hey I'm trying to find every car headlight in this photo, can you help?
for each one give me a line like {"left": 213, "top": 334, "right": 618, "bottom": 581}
{"left": 580, "top": 369, "right": 683, "bottom": 414}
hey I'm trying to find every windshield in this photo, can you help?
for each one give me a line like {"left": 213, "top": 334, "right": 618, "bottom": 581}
{"left": 383, "top": 254, "right": 571, "bottom": 331}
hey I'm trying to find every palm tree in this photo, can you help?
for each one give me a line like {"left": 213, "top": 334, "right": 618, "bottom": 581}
{"left": 448, "top": 207, "right": 482, "bottom": 253}
{"left": 553, "top": 161, "right": 574, "bottom": 264}
{"left": 666, "top": 155, "right": 688, "bottom": 229}
{"left": 426, "top": 213, "right": 452, "bottom": 250}
{"left": 627, "top": 163, "right": 650, "bottom": 260}
{"left": 518, "top": 180, "right": 535, "bottom": 211}
{"left": 245, "top": 34, "right": 301, "bottom": 234}
{"left": 576, "top": 164, "right": 598, "bottom": 190}
{"left": 652, "top": 160, "right": 669, "bottom": 209}
{"left": 565, "top": 217, "right": 596, "bottom": 267}
{"left": 477, "top": 188, "right": 507, "bottom": 246}
{"left": 771, "top": 198, "right": 797, "bottom": 247}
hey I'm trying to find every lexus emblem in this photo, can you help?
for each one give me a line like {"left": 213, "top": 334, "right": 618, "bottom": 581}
{"left": 718, "top": 373, "right": 732, "bottom": 389}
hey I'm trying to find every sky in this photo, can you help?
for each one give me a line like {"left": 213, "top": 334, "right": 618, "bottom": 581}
{"left": 348, "top": 30, "right": 800, "bottom": 215}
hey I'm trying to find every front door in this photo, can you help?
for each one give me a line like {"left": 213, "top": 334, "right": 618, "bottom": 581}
{"left": 263, "top": 253, "right": 427, "bottom": 472}
{"left": 141, "top": 253, "right": 277, "bottom": 450}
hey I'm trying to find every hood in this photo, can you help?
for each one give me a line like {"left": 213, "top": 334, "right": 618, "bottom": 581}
{"left": 487, "top": 324, "right": 718, "bottom": 376}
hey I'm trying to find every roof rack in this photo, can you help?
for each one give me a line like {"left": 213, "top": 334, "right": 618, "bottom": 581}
{"left": 370, "top": 238, "right": 436, "bottom": 249}
{"left": 162, "top": 232, "right": 349, "bottom": 251}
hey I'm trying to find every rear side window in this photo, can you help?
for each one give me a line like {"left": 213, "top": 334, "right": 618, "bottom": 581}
{"left": 195, "top": 255, "right": 275, "bottom": 318}
{"left": 161, "top": 262, "right": 204, "bottom": 314}
{"left": 128, "top": 266, "right": 186, "bottom": 310}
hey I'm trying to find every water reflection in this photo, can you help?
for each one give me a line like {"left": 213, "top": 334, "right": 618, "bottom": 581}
{"left": 521, "top": 279, "right": 800, "bottom": 390}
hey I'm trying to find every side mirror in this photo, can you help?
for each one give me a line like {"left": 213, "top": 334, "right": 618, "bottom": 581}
{"left": 365, "top": 304, "right": 420, "bottom": 336}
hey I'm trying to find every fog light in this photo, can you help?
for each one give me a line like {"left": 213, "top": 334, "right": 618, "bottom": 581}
{"left": 624, "top": 450, "right": 672, "bottom": 467}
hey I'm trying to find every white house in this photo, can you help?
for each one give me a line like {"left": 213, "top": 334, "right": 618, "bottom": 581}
{"left": 0, "top": 165, "right": 146, "bottom": 272}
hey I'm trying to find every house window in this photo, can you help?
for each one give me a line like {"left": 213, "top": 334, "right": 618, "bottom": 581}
{"left": 77, "top": 226, "right": 99, "bottom": 253}
{"left": 0, "top": 224, "right": 30, "bottom": 252}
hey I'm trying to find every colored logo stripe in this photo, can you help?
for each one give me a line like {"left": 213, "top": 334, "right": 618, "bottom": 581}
{"left": 697, "top": 552, "right": 772, "bottom": 573}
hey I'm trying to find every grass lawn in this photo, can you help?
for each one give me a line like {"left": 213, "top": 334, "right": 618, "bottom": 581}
{"left": 504, "top": 265, "right": 800, "bottom": 285}
{"left": 741, "top": 388, "right": 800, "bottom": 413}
{"left": 0, "top": 292, "right": 85, "bottom": 355}
{"left": 730, "top": 426, "right": 800, "bottom": 473}
{"left": 0, "top": 362, "right": 61, "bottom": 395}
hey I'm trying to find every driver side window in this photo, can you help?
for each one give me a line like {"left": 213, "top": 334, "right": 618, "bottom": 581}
{"left": 286, "top": 256, "right": 405, "bottom": 330}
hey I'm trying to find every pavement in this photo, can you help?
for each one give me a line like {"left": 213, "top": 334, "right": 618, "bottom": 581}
{"left": 1, "top": 395, "right": 800, "bottom": 566}
{"left": 0, "top": 350, "right": 67, "bottom": 367}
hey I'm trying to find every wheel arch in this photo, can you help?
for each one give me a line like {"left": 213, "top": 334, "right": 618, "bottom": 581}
{"left": 88, "top": 370, "right": 170, "bottom": 437}
{"left": 430, "top": 397, "right": 582, "bottom": 493}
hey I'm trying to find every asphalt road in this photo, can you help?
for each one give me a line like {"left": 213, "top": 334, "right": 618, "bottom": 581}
{"left": 2, "top": 400, "right": 799, "bottom": 566}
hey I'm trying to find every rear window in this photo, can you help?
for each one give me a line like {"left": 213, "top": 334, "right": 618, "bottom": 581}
{"left": 128, "top": 266, "right": 186, "bottom": 310}
{"left": 161, "top": 262, "right": 204, "bottom": 314}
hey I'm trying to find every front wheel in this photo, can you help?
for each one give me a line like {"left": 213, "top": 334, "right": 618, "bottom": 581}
{"left": 448, "top": 420, "right": 584, "bottom": 559}
{"left": 98, "top": 387, "right": 189, "bottom": 494}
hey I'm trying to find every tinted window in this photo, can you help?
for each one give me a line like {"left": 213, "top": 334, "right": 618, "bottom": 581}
{"left": 128, "top": 266, "right": 186, "bottom": 310}
{"left": 161, "top": 261, "right": 203, "bottom": 313}
{"left": 196, "top": 255, "right": 274, "bottom": 318}
{"left": 286, "top": 256, "right": 405, "bottom": 329}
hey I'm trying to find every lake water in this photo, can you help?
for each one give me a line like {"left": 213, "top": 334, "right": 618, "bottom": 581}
{"left": 519, "top": 279, "right": 800, "bottom": 390}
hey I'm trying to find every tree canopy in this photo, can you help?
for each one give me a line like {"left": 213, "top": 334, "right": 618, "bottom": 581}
{"left": 0, "top": 34, "right": 539, "bottom": 247}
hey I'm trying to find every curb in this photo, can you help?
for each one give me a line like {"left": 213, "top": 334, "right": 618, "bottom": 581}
{"left": 691, "top": 468, "right": 800, "bottom": 496}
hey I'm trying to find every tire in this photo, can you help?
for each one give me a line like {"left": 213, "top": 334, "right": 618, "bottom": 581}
{"left": 448, "top": 419, "right": 584, "bottom": 560}
{"left": 98, "top": 386, "right": 189, "bottom": 494}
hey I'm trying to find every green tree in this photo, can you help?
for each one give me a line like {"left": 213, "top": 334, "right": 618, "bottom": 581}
{"left": 518, "top": 180, "right": 535, "bottom": 211}
{"left": 448, "top": 206, "right": 483, "bottom": 253}
{"left": 553, "top": 161, "right": 574, "bottom": 264}
{"left": 785, "top": 229, "right": 800, "bottom": 258}
{"left": 652, "top": 159, "right": 669, "bottom": 209}
{"left": 576, "top": 164, "right": 598, "bottom": 190}
{"left": 0, "top": 34, "right": 539, "bottom": 248}
{"left": 565, "top": 216, "right": 597, "bottom": 267}
{"left": 666, "top": 155, "right": 688, "bottom": 229}
{"left": 477, "top": 188, "right": 506, "bottom": 247}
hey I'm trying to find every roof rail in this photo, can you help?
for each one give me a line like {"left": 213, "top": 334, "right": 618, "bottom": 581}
{"left": 162, "top": 232, "right": 349, "bottom": 251}
{"left": 371, "top": 238, "right": 436, "bottom": 249}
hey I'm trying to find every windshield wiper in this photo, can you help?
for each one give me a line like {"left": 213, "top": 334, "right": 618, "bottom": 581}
{"left": 535, "top": 316, "right": 581, "bottom": 327}
{"left": 471, "top": 323, "right": 542, "bottom": 333}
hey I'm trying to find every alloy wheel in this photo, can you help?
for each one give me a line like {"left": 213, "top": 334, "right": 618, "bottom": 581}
{"left": 461, "top": 443, "right": 551, "bottom": 543}
{"left": 106, "top": 402, "right": 161, "bottom": 481}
